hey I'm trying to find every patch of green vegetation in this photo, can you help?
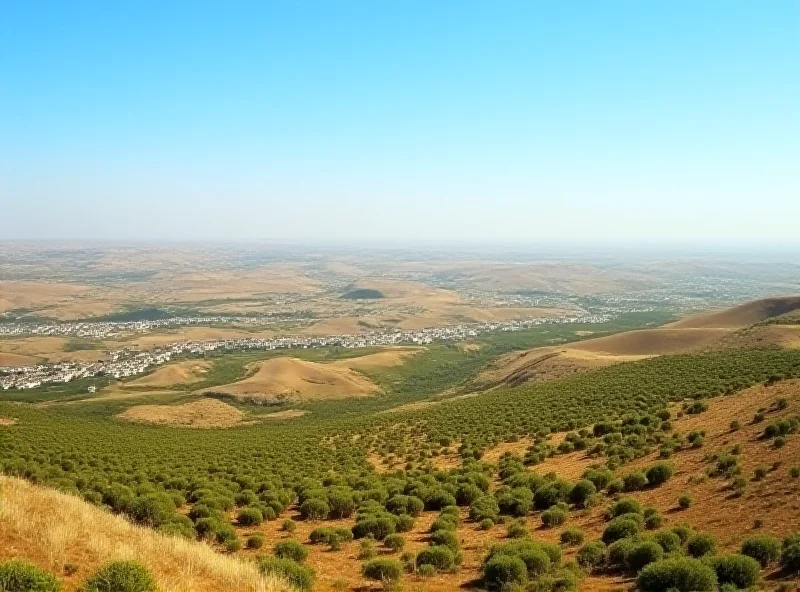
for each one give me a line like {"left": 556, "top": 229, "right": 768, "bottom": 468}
{"left": 341, "top": 289, "right": 384, "bottom": 300}
{"left": 63, "top": 338, "right": 107, "bottom": 352}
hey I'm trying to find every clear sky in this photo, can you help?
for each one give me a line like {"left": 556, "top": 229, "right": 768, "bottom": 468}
{"left": 1, "top": 1, "right": 798, "bottom": 243}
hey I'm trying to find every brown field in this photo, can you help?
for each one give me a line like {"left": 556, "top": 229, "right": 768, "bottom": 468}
{"left": 0, "top": 281, "right": 92, "bottom": 313}
{"left": 669, "top": 296, "right": 800, "bottom": 329}
{"left": 209, "top": 357, "right": 380, "bottom": 402}
{"left": 0, "top": 417, "right": 18, "bottom": 426}
{"left": 0, "top": 477, "right": 291, "bottom": 592}
{"left": 0, "top": 351, "right": 41, "bottom": 367}
{"left": 116, "top": 398, "right": 248, "bottom": 428}
{"left": 128, "top": 360, "right": 213, "bottom": 387}
{"left": 0, "top": 336, "right": 118, "bottom": 364}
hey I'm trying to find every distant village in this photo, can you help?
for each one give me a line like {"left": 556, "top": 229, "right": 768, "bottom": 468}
{"left": 0, "top": 312, "right": 620, "bottom": 391}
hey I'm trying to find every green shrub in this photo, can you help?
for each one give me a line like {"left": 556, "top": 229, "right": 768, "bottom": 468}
{"left": 506, "top": 520, "right": 529, "bottom": 539}
{"left": 259, "top": 558, "right": 314, "bottom": 591}
{"left": 383, "top": 533, "right": 405, "bottom": 551}
{"left": 282, "top": 519, "right": 296, "bottom": 532}
{"left": 358, "top": 539, "right": 376, "bottom": 560}
{"left": 483, "top": 554, "right": 528, "bottom": 590}
{"left": 576, "top": 541, "right": 606, "bottom": 569}
{"left": 652, "top": 530, "right": 681, "bottom": 553}
{"left": 81, "top": 561, "right": 157, "bottom": 592}
{"left": 430, "top": 530, "right": 460, "bottom": 553}
{"left": 609, "top": 497, "right": 642, "bottom": 517}
{"left": 708, "top": 554, "right": 760, "bottom": 589}
{"left": 246, "top": 534, "right": 264, "bottom": 549}
{"left": 0, "top": 560, "right": 61, "bottom": 592}
{"left": 780, "top": 543, "right": 800, "bottom": 573}
{"left": 327, "top": 488, "right": 356, "bottom": 519}
{"left": 677, "top": 493, "right": 693, "bottom": 509}
{"left": 741, "top": 534, "right": 781, "bottom": 567}
{"left": 127, "top": 493, "right": 176, "bottom": 527}
{"left": 560, "top": 527, "right": 584, "bottom": 546}
{"left": 637, "top": 558, "right": 717, "bottom": 591}
{"left": 602, "top": 517, "right": 641, "bottom": 544}
{"left": 236, "top": 507, "right": 263, "bottom": 526}
{"left": 417, "top": 564, "right": 436, "bottom": 578}
{"left": 569, "top": 480, "right": 596, "bottom": 507}
{"left": 395, "top": 513, "right": 415, "bottom": 533}
{"left": 626, "top": 540, "right": 664, "bottom": 572}
{"left": 623, "top": 471, "right": 648, "bottom": 491}
{"left": 274, "top": 539, "right": 308, "bottom": 562}
{"left": 686, "top": 532, "right": 716, "bottom": 558}
{"left": 362, "top": 559, "right": 402, "bottom": 583}
{"left": 299, "top": 498, "right": 329, "bottom": 520}
{"left": 645, "top": 462, "right": 674, "bottom": 486}
{"left": 607, "top": 538, "right": 636, "bottom": 567}
{"left": 416, "top": 546, "right": 455, "bottom": 572}
{"left": 671, "top": 523, "right": 693, "bottom": 544}
{"left": 644, "top": 509, "right": 663, "bottom": 530}
{"left": 606, "top": 479, "right": 625, "bottom": 495}
{"left": 542, "top": 507, "right": 568, "bottom": 528}
{"left": 480, "top": 518, "right": 493, "bottom": 530}
{"left": 157, "top": 515, "right": 196, "bottom": 540}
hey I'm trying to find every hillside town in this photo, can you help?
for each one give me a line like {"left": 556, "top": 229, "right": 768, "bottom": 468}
{"left": 0, "top": 311, "right": 620, "bottom": 390}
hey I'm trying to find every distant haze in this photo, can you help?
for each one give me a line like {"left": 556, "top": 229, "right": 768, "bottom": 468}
{"left": 1, "top": 2, "right": 799, "bottom": 242}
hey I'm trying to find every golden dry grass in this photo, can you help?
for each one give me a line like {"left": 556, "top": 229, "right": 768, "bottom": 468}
{"left": 128, "top": 360, "right": 212, "bottom": 387}
{"left": 0, "top": 477, "right": 293, "bottom": 592}
{"left": 116, "top": 398, "right": 248, "bottom": 428}
{"left": 210, "top": 357, "right": 379, "bottom": 402}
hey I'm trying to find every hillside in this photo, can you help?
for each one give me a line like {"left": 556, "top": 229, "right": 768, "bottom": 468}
{"left": 669, "top": 296, "right": 800, "bottom": 329}
{"left": 481, "top": 297, "right": 800, "bottom": 389}
{"left": 0, "top": 477, "right": 291, "bottom": 592}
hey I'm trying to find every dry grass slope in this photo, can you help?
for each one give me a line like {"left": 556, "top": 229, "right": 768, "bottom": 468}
{"left": 0, "top": 477, "right": 293, "bottom": 592}
{"left": 128, "top": 360, "right": 212, "bottom": 387}
{"left": 116, "top": 398, "right": 248, "bottom": 428}
{"left": 210, "top": 357, "right": 381, "bottom": 402}
{"left": 670, "top": 296, "right": 800, "bottom": 329}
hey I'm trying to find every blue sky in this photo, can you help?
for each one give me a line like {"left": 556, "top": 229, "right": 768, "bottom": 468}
{"left": 1, "top": 1, "right": 798, "bottom": 242}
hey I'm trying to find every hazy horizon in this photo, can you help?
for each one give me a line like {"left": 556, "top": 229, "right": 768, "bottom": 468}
{"left": 2, "top": 2, "right": 799, "bottom": 242}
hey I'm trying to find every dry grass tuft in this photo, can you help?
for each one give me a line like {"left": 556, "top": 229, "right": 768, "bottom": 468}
{"left": 0, "top": 477, "right": 293, "bottom": 592}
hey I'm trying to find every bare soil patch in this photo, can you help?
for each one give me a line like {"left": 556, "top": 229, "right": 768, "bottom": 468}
{"left": 117, "top": 398, "right": 248, "bottom": 428}
{"left": 0, "top": 352, "right": 41, "bottom": 367}
{"left": 0, "top": 417, "right": 18, "bottom": 426}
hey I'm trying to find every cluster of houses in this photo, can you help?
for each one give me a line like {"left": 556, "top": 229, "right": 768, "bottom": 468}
{"left": 0, "top": 312, "right": 616, "bottom": 391}
{"left": 0, "top": 314, "right": 310, "bottom": 339}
